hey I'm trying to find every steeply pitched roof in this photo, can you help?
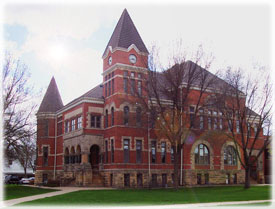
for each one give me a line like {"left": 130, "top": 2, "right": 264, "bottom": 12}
{"left": 102, "top": 8, "right": 148, "bottom": 57}
{"left": 38, "top": 77, "right": 63, "bottom": 113}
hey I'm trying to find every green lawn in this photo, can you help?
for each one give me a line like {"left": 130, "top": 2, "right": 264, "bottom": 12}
{"left": 4, "top": 184, "right": 59, "bottom": 200}
{"left": 19, "top": 185, "right": 271, "bottom": 206}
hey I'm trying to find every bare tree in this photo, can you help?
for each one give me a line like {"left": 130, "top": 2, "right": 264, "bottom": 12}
{"left": 133, "top": 45, "right": 218, "bottom": 189}
{"left": 211, "top": 67, "right": 272, "bottom": 189}
{"left": 3, "top": 53, "right": 37, "bottom": 162}
{"left": 14, "top": 136, "right": 36, "bottom": 177}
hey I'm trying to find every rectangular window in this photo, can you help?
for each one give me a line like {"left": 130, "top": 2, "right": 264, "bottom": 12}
{"left": 190, "top": 114, "right": 195, "bottom": 128}
{"left": 42, "top": 174, "right": 48, "bottom": 184}
{"left": 124, "top": 173, "right": 130, "bottom": 187}
{"left": 91, "top": 115, "right": 101, "bottom": 128}
{"left": 124, "top": 139, "right": 130, "bottom": 163}
{"left": 236, "top": 120, "right": 240, "bottom": 133}
{"left": 228, "top": 119, "right": 232, "bottom": 132}
{"left": 77, "top": 116, "right": 82, "bottom": 129}
{"left": 152, "top": 174, "right": 158, "bottom": 187}
{"left": 197, "top": 174, "right": 202, "bottom": 185}
{"left": 65, "top": 121, "right": 69, "bottom": 133}
{"left": 112, "top": 79, "right": 114, "bottom": 94}
{"left": 123, "top": 78, "right": 128, "bottom": 93}
{"left": 161, "top": 142, "right": 166, "bottom": 163}
{"left": 162, "top": 174, "right": 167, "bottom": 187}
{"left": 200, "top": 116, "right": 204, "bottom": 130}
{"left": 136, "top": 140, "right": 142, "bottom": 163}
{"left": 214, "top": 118, "right": 217, "bottom": 130}
{"left": 208, "top": 117, "right": 212, "bottom": 130}
{"left": 130, "top": 79, "right": 135, "bottom": 95}
{"left": 205, "top": 173, "right": 209, "bottom": 184}
{"left": 105, "top": 140, "right": 108, "bottom": 163}
{"left": 130, "top": 72, "right": 135, "bottom": 77}
{"left": 171, "top": 147, "right": 174, "bottom": 163}
{"left": 137, "top": 81, "right": 142, "bottom": 96}
{"left": 57, "top": 121, "right": 62, "bottom": 135}
{"left": 96, "top": 116, "right": 101, "bottom": 128}
{"left": 43, "top": 147, "right": 48, "bottom": 166}
{"left": 111, "top": 139, "right": 114, "bottom": 163}
{"left": 137, "top": 173, "right": 143, "bottom": 187}
{"left": 112, "top": 71, "right": 114, "bottom": 77}
{"left": 189, "top": 106, "right": 195, "bottom": 113}
{"left": 213, "top": 111, "right": 217, "bottom": 116}
{"left": 71, "top": 119, "right": 75, "bottom": 131}
{"left": 138, "top": 73, "right": 142, "bottom": 79}
{"left": 108, "top": 81, "right": 111, "bottom": 96}
{"left": 151, "top": 141, "right": 156, "bottom": 163}
{"left": 219, "top": 118, "right": 223, "bottom": 130}
{"left": 233, "top": 174, "right": 237, "bottom": 184}
{"left": 124, "top": 71, "right": 128, "bottom": 76}
{"left": 105, "top": 83, "right": 107, "bottom": 97}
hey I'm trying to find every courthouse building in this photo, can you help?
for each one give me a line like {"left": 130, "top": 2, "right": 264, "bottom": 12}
{"left": 35, "top": 9, "right": 266, "bottom": 187}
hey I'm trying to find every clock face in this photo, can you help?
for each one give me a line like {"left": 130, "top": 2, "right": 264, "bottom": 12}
{"left": 108, "top": 56, "right": 112, "bottom": 65}
{"left": 129, "top": 54, "right": 137, "bottom": 64}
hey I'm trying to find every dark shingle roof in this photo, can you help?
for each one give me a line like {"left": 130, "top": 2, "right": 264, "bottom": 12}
{"left": 102, "top": 9, "right": 148, "bottom": 57}
{"left": 38, "top": 77, "right": 63, "bottom": 113}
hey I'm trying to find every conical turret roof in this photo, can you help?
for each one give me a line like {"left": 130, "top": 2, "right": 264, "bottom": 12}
{"left": 38, "top": 77, "right": 63, "bottom": 113}
{"left": 103, "top": 9, "right": 148, "bottom": 57}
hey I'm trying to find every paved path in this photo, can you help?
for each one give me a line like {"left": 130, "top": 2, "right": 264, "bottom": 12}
{"left": 2, "top": 185, "right": 273, "bottom": 208}
{"left": 2, "top": 185, "right": 114, "bottom": 207}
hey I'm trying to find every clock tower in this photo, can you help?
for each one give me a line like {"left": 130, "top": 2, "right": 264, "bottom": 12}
{"left": 101, "top": 9, "right": 149, "bottom": 186}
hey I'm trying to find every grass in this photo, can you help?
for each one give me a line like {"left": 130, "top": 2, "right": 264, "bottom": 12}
{"left": 18, "top": 185, "right": 271, "bottom": 206}
{"left": 4, "top": 184, "right": 59, "bottom": 200}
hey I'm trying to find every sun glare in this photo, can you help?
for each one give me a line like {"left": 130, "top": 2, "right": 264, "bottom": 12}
{"left": 48, "top": 44, "right": 68, "bottom": 63}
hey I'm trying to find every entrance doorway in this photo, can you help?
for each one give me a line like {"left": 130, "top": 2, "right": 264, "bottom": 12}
{"left": 90, "top": 145, "right": 100, "bottom": 169}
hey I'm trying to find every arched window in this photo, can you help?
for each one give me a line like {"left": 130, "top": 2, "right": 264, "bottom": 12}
{"left": 111, "top": 107, "right": 114, "bottom": 126}
{"left": 70, "top": 147, "right": 75, "bottom": 164}
{"left": 136, "top": 107, "right": 141, "bottom": 127}
{"left": 105, "top": 109, "right": 108, "bottom": 128}
{"left": 195, "top": 144, "right": 209, "bottom": 165}
{"left": 124, "top": 106, "right": 129, "bottom": 125}
{"left": 76, "top": 145, "right": 81, "bottom": 164}
{"left": 64, "top": 148, "right": 69, "bottom": 164}
{"left": 224, "top": 145, "right": 237, "bottom": 165}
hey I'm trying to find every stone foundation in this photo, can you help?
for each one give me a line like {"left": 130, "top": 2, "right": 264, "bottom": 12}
{"left": 183, "top": 169, "right": 245, "bottom": 186}
{"left": 35, "top": 168, "right": 248, "bottom": 188}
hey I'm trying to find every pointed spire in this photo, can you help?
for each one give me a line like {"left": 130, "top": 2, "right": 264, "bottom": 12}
{"left": 103, "top": 8, "right": 148, "bottom": 57}
{"left": 38, "top": 77, "right": 63, "bottom": 113}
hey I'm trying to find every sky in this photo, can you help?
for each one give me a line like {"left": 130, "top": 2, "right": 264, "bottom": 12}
{"left": 2, "top": 0, "right": 272, "bottom": 106}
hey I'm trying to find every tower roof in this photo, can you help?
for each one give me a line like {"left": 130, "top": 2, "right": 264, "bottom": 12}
{"left": 38, "top": 77, "right": 63, "bottom": 113}
{"left": 103, "top": 9, "right": 148, "bottom": 57}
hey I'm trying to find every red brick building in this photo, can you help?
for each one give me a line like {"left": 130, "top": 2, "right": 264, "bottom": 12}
{"left": 35, "top": 9, "right": 266, "bottom": 187}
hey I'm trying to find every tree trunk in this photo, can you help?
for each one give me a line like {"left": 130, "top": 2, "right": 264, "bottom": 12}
{"left": 173, "top": 145, "right": 181, "bottom": 190}
{"left": 244, "top": 167, "right": 251, "bottom": 189}
{"left": 24, "top": 167, "right": 27, "bottom": 178}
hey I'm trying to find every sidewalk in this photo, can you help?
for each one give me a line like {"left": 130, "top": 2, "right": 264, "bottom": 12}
{"left": 2, "top": 186, "right": 114, "bottom": 207}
